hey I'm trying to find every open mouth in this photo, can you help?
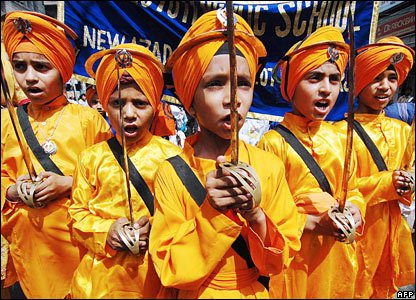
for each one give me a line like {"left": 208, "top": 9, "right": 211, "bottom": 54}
{"left": 124, "top": 125, "right": 138, "bottom": 135}
{"left": 27, "top": 87, "right": 43, "bottom": 94}
{"left": 375, "top": 95, "right": 389, "bottom": 101}
{"left": 315, "top": 99, "right": 330, "bottom": 109}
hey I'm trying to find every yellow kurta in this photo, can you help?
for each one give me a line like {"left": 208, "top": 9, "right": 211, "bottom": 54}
{"left": 334, "top": 112, "right": 415, "bottom": 299}
{"left": 257, "top": 112, "right": 366, "bottom": 299}
{"left": 149, "top": 134, "right": 301, "bottom": 299}
{"left": 68, "top": 132, "right": 181, "bottom": 299}
{"left": 1, "top": 97, "right": 113, "bottom": 299}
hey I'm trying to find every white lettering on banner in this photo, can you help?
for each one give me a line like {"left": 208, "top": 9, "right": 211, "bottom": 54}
{"left": 83, "top": 25, "right": 173, "bottom": 64}
{"left": 275, "top": 1, "right": 357, "bottom": 37}
{"left": 135, "top": 1, "right": 359, "bottom": 39}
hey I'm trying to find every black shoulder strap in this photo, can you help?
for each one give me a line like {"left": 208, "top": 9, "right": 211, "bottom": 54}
{"left": 166, "top": 155, "right": 207, "bottom": 206}
{"left": 167, "top": 155, "right": 269, "bottom": 289}
{"left": 16, "top": 103, "right": 64, "bottom": 176}
{"left": 352, "top": 120, "right": 388, "bottom": 172}
{"left": 274, "top": 124, "right": 333, "bottom": 196}
{"left": 107, "top": 137, "right": 154, "bottom": 215}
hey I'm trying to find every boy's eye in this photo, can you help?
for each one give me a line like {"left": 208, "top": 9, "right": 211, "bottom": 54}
{"left": 207, "top": 80, "right": 222, "bottom": 87}
{"left": 329, "top": 75, "right": 341, "bottom": 83}
{"left": 13, "top": 62, "right": 26, "bottom": 72}
{"left": 134, "top": 100, "right": 149, "bottom": 107}
{"left": 238, "top": 80, "right": 251, "bottom": 87}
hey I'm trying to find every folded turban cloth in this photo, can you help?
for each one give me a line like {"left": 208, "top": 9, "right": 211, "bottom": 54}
{"left": 85, "top": 43, "right": 175, "bottom": 136}
{"left": 3, "top": 11, "right": 78, "bottom": 84}
{"left": 85, "top": 85, "right": 97, "bottom": 107}
{"left": 355, "top": 36, "right": 414, "bottom": 97}
{"left": 166, "top": 9, "right": 267, "bottom": 113}
{"left": 277, "top": 26, "right": 349, "bottom": 102}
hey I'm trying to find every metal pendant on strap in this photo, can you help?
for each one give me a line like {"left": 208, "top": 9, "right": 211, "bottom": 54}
{"left": 41, "top": 140, "right": 57, "bottom": 155}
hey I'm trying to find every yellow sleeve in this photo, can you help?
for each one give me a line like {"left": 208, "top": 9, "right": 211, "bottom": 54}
{"left": 246, "top": 153, "right": 301, "bottom": 276}
{"left": 69, "top": 149, "right": 116, "bottom": 258}
{"left": 149, "top": 160, "right": 243, "bottom": 290}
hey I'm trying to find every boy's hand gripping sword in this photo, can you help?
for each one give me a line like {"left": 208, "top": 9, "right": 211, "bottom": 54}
{"left": 114, "top": 49, "right": 140, "bottom": 255}
{"left": 328, "top": 9, "right": 360, "bottom": 244}
{"left": 397, "top": 115, "right": 415, "bottom": 196}
{"left": 218, "top": 1, "right": 262, "bottom": 211}
{"left": 1, "top": 62, "right": 42, "bottom": 208}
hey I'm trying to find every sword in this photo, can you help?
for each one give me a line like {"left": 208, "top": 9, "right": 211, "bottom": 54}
{"left": 114, "top": 49, "right": 140, "bottom": 255}
{"left": 327, "top": 7, "right": 358, "bottom": 244}
{"left": 339, "top": 9, "right": 356, "bottom": 213}
{"left": 219, "top": 2, "right": 261, "bottom": 211}
{"left": 1, "top": 61, "right": 41, "bottom": 208}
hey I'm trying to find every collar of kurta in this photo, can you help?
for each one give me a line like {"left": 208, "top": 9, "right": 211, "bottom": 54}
{"left": 116, "top": 130, "right": 153, "bottom": 153}
{"left": 283, "top": 112, "right": 323, "bottom": 132}
{"left": 354, "top": 111, "right": 386, "bottom": 124}
{"left": 29, "top": 95, "right": 67, "bottom": 115}
{"left": 184, "top": 131, "right": 248, "bottom": 168}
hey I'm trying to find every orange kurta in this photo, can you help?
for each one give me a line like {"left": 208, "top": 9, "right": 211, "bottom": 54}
{"left": 149, "top": 134, "right": 300, "bottom": 298}
{"left": 334, "top": 112, "right": 415, "bottom": 299}
{"left": 1, "top": 97, "right": 113, "bottom": 298}
{"left": 257, "top": 112, "right": 365, "bottom": 299}
{"left": 69, "top": 132, "right": 181, "bottom": 298}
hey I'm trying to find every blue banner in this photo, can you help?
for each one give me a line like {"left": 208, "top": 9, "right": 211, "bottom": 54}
{"left": 60, "top": 1, "right": 378, "bottom": 121}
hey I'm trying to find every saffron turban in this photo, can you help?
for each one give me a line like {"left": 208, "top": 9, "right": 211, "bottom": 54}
{"left": 3, "top": 11, "right": 79, "bottom": 83}
{"left": 355, "top": 36, "right": 414, "bottom": 97}
{"left": 85, "top": 43, "right": 164, "bottom": 113}
{"left": 165, "top": 8, "right": 267, "bottom": 112}
{"left": 85, "top": 43, "right": 175, "bottom": 136}
{"left": 275, "top": 26, "right": 349, "bottom": 102}
{"left": 85, "top": 85, "right": 97, "bottom": 107}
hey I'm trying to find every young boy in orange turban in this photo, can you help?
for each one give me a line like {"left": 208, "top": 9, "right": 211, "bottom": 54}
{"left": 68, "top": 43, "right": 181, "bottom": 299}
{"left": 257, "top": 26, "right": 365, "bottom": 299}
{"left": 148, "top": 9, "right": 300, "bottom": 299}
{"left": 334, "top": 36, "right": 415, "bottom": 299}
{"left": 1, "top": 11, "right": 113, "bottom": 298}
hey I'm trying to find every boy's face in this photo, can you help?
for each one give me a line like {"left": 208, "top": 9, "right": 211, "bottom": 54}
{"left": 12, "top": 52, "right": 63, "bottom": 105}
{"left": 90, "top": 94, "right": 106, "bottom": 117}
{"left": 291, "top": 61, "right": 341, "bottom": 121}
{"left": 192, "top": 54, "right": 253, "bottom": 140}
{"left": 107, "top": 82, "right": 154, "bottom": 146}
{"left": 357, "top": 69, "right": 398, "bottom": 114}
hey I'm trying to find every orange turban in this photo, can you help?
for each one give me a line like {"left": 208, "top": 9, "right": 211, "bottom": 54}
{"left": 3, "top": 11, "right": 78, "bottom": 83}
{"left": 165, "top": 8, "right": 267, "bottom": 112}
{"left": 276, "top": 26, "right": 349, "bottom": 102}
{"left": 85, "top": 85, "right": 97, "bottom": 107}
{"left": 355, "top": 36, "right": 414, "bottom": 97}
{"left": 85, "top": 43, "right": 164, "bottom": 113}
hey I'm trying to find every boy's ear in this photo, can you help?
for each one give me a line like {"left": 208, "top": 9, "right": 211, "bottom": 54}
{"left": 189, "top": 105, "right": 196, "bottom": 118}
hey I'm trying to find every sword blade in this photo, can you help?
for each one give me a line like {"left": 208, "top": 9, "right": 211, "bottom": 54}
{"left": 339, "top": 8, "right": 356, "bottom": 212}
{"left": 115, "top": 52, "right": 134, "bottom": 225}
{"left": 226, "top": 1, "right": 239, "bottom": 165}
{"left": 400, "top": 115, "right": 415, "bottom": 171}
{"left": 1, "top": 62, "right": 38, "bottom": 181}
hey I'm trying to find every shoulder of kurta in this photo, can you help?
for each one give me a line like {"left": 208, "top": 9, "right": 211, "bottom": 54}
{"left": 78, "top": 140, "right": 111, "bottom": 163}
{"left": 332, "top": 119, "right": 347, "bottom": 130}
{"left": 258, "top": 128, "right": 283, "bottom": 145}
{"left": 67, "top": 103, "right": 109, "bottom": 126}
{"left": 246, "top": 142, "right": 286, "bottom": 172}
{"left": 151, "top": 135, "right": 182, "bottom": 153}
{"left": 384, "top": 115, "right": 411, "bottom": 129}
